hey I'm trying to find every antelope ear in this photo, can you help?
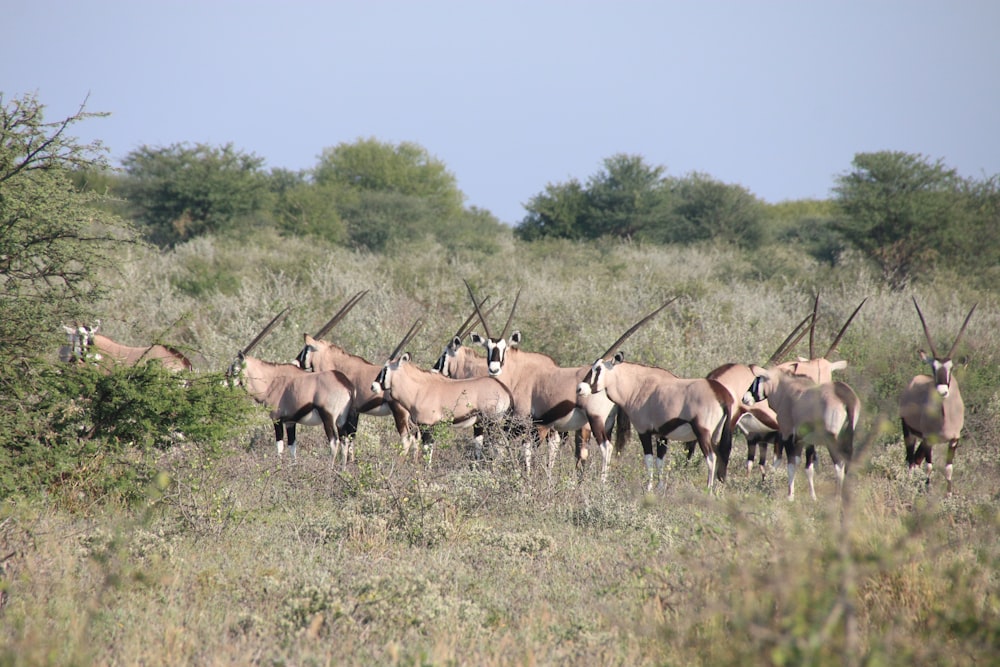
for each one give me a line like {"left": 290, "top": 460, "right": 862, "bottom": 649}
{"left": 63, "top": 325, "right": 75, "bottom": 334}
{"left": 304, "top": 333, "right": 316, "bottom": 344}
{"left": 613, "top": 351, "right": 625, "bottom": 363}
{"left": 401, "top": 352, "right": 411, "bottom": 362}
{"left": 918, "top": 349, "right": 930, "bottom": 363}
{"left": 796, "top": 356, "right": 808, "bottom": 362}
{"left": 451, "top": 336, "right": 463, "bottom": 348}
{"left": 510, "top": 331, "right": 523, "bottom": 348}
{"left": 470, "top": 332, "right": 485, "bottom": 345}
{"left": 749, "top": 364, "right": 766, "bottom": 377}
{"left": 829, "top": 360, "right": 848, "bottom": 372}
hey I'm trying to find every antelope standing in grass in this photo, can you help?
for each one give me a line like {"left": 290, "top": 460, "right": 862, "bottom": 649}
{"left": 295, "top": 291, "right": 421, "bottom": 458}
{"left": 465, "top": 283, "right": 627, "bottom": 482}
{"left": 899, "top": 298, "right": 976, "bottom": 494}
{"left": 743, "top": 364, "right": 861, "bottom": 501}
{"left": 228, "top": 309, "right": 358, "bottom": 464}
{"left": 61, "top": 321, "right": 193, "bottom": 371}
{"left": 578, "top": 302, "right": 735, "bottom": 491}
{"left": 709, "top": 296, "right": 867, "bottom": 477}
{"left": 371, "top": 319, "right": 515, "bottom": 465}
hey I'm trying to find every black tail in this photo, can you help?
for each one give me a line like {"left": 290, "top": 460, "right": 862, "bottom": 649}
{"left": 613, "top": 408, "right": 631, "bottom": 456}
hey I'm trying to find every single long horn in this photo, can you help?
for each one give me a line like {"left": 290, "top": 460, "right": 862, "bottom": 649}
{"left": 912, "top": 297, "right": 939, "bottom": 359}
{"left": 807, "top": 294, "right": 819, "bottom": 359}
{"left": 946, "top": 303, "right": 978, "bottom": 359}
{"left": 824, "top": 297, "right": 868, "bottom": 359}
{"left": 388, "top": 318, "right": 424, "bottom": 361}
{"left": 465, "top": 280, "right": 492, "bottom": 339}
{"left": 242, "top": 307, "right": 291, "bottom": 356}
{"left": 313, "top": 290, "right": 369, "bottom": 340}
{"left": 765, "top": 311, "right": 816, "bottom": 366}
{"left": 499, "top": 289, "right": 521, "bottom": 340}
{"left": 599, "top": 297, "right": 678, "bottom": 361}
{"left": 466, "top": 300, "right": 503, "bottom": 338}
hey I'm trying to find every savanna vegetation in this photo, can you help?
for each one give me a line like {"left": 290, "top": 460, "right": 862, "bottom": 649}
{"left": 2, "top": 92, "right": 999, "bottom": 666}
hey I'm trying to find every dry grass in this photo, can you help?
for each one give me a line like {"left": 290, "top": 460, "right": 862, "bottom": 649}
{"left": 6, "top": 233, "right": 999, "bottom": 666}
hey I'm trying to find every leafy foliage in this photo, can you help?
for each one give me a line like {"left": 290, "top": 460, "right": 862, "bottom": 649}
{"left": 833, "top": 151, "right": 1000, "bottom": 289}
{"left": 0, "top": 362, "right": 258, "bottom": 504}
{"left": 120, "top": 142, "right": 270, "bottom": 246}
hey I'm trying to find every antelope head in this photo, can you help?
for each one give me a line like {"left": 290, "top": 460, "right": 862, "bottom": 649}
{"left": 62, "top": 321, "right": 101, "bottom": 362}
{"left": 466, "top": 280, "right": 520, "bottom": 377}
{"left": 913, "top": 297, "right": 977, "bottom": 398}
{"left": 577, "top": 297, "right": 678, "bottom": 396}
{"left": 372, "top": 318, "right": 424, "bottom": 394}
{"left": 431, "top": 295, "right": 501, "bottom": 376}
{"left": 227, "top": 308, "right": 290, "bottom": 383}
{"left": 296, "top": 290, "right": 368, "bottom": 371}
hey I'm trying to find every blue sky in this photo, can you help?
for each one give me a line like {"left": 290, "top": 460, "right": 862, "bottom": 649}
{"left": 5, "top": 1, "right": 999, "bottom": 224}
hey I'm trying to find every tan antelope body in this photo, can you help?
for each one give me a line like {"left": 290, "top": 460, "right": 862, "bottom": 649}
{"left": 294, "top": 291, "right": 419, "bottom": 457}
{"left": 707, "top": 362, "right": 780, "bottom": 473}
{"left": 62, "top": 323, "right": 193, "bottom": 371}
{"left": 464, "top": 284, "right": 622, "bottom": 480}
{"left": 579, "top": 354, "right": 734, "bottom": 491}
{"left": 371, "top": 321, "right": 515, "bottom": 464}
{"left": 899, "top": 299, "right": 976, "bottom": 493}
{"left": 745, "top": 366, "right": 860, "bottom": 500}
{"left": 229, "top": 354, "right": 358, "bottom": 464}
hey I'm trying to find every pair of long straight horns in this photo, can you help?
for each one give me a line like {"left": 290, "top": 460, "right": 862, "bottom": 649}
{"left": 387, "top": 318, "right": 425, "bottom": 362}
{"left": 767, "top": 294, "right": 867, "bottom": 365}
{"left": 313, "top": 290, "right": 369, "bottom": 340}
{"left": 242, "top": 307, "right": 291, "bottom": 356}
{"left": 913, "top": 297, "right": 977, "bottom": 360}
{"left": 598, "top": 297, "right": 679, "bottom": 361}
{"left": 466, "top": 280, "right": 520, "bottom": 341}
{"left": 452, "top": 295, "right": 503, "bottom": 341}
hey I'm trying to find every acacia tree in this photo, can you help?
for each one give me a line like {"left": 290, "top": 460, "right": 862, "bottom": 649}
{"left": 833, "top": 151, "right": 967, "bottom": 289}
{"left": 120, "top": 142, "right": 270, "bottom": 246}
{"left": 0, "top": 92, "right": 134, "bottom": 367}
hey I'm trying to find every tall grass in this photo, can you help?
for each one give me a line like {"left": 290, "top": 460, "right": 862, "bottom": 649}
{"left": 5, "top": 231, "right": 998, "bottom": 665}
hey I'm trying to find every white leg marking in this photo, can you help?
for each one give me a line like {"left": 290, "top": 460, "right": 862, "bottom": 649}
{"left": 600, "top": 440, "right": 613, "bottom": 484}
{"left": 705, "top": 451, "right": 716, "bottom": 489}
{"left": 805, "top": 462, "right": 816, "bottom": 500}
{"left": 644, "top": 453, "right": 655, "bottom": 491}
{"left": 276, "top": 439, "right": 285, "bottom": 456}
{"left": 786, "top": 458, "right": 797, "bottom": 501}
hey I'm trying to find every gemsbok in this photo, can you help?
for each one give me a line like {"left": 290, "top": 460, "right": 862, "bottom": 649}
{"left": 706, "top": 311, "right": 814, "bottom": 477}
{"left": 465, "top": 283, "right": 627, "bottom": 482}
{"left": 577, "top": 302, "right": 735, "bottom": 491}
{"left": 775, "top": 295, "right": 868, "bottom": 384}
{"left": 294, "top": 290, "right": 420, "bottom": 458}
{"left": 371, "top": 319, "right": 515, "bottom": 465}
{"left": 228, "top": 308, "right": 358, "bottom": 464}
{"left": 61, "top": 321, "right": 193, "bottom": 371}
{"left": 744, "top": 364, "right": 861, "bottom": 501}
{"left": 899, "top": 298, "right": 977, "bottom": 494}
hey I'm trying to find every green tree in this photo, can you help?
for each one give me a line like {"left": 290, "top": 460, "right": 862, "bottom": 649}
{"left": 0, "top": 92, "right": 134, "bottom": 371}
{"left": 517, "top": 179, "right": 588, "bottom": 241}
{"left": 652, "top": 172, "right": 764, "bottom": 247}
{"left": 833, "top": 151, "right": 964, "bottom": 288}
{"left": 314, "top": 138, "right": 464, "bottom": 220}
{"left": 581, "top": 154, "right": 671, "bottom": 240}
{"left": 120, "top": 142, "right": 270, "bottom": 246}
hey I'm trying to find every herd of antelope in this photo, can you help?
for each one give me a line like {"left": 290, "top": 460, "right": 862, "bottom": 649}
{"left": 59, "top": 286, "right": 978, "bottom": 499}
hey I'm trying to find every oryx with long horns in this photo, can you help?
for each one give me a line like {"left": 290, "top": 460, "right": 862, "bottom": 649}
{"left": 61, "top": 321, "right": 193, "bottom": 371}
{"left": 465, "top": 282, "right": 627, "bottom": 482}
{"left": 577, "top": 299, "right": 735, "bottom": 491}
{"left": 371, "top": 318, "right": 515, "bottom": 465}
{"left": 228, "top": 308, "right": 358, "bottom": 464}
{"left": 294, "top": 290, "right": 421, "bottom": 457}
{"left": 708, "top": 295, "right": 867, "bottom": 477}
{"left": 899, "top": 298, "right": 976, "bottom": 494}
{"left": 743, "top": 364, "right": 861, "bottom": 502}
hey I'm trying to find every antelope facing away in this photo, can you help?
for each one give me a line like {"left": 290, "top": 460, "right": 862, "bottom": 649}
{"left": 899, "top": 298, "right": 976, "bottom": 494}
{"left": 371, "top": 319, "right": 515, "bottom": 465}
{"left": 61, "top": 321, "right": 193, "bottom": 371}
{"left": 464, "top": 283, "right": 625, "bottom": 482}
{"left": 709, "top": 296, "right": 867, "bottom": 477}
{"left": 228, "top": 309, "right": 359, "bottom": 464}
{"left": 744, "top": 365, "right": 861, "bottom": 501}
{"left": 577, "top": 300, "right": 735, "bottom": 491}
{"left": 295, "top": 290, "right": 420, "bottom": 458}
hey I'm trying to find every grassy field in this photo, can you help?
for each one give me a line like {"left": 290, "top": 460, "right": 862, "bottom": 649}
{"left": 3, "top": 233, "right": 999, "bottom": 666}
